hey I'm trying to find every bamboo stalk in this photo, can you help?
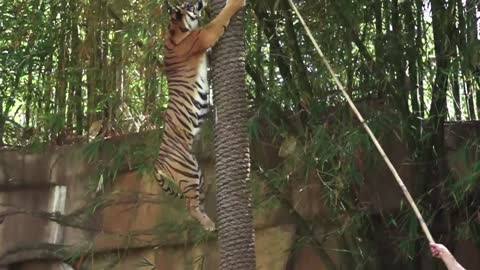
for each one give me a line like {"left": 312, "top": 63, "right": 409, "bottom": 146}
{"left": 287, "top": 0, "right": 435, "bottom": 244}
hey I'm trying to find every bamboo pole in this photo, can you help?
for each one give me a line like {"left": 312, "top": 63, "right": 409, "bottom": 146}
{"left": 287, "top": 0, "right": 435, "bottom": 244}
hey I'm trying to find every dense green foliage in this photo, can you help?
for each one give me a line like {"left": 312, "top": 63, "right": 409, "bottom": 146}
{"left": 1, "top": 0, "right": 480, "bottom": 269}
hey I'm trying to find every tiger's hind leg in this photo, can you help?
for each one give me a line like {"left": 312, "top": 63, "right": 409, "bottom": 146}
{"left": 183, "top": 165, "right": 215, "bottom": 231}
{"left": 155, "top": 147, "right": 214, "bottom": 231}
{"left": 186, "top": 197, "right": 215, "bottom": 231}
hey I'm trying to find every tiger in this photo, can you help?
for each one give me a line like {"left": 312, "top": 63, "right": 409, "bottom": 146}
{"left": 154, "top": 0, "right": 246, "bottom": 231}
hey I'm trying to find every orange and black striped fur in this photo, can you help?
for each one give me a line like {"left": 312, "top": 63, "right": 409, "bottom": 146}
{"left": 154, "top": 0, "right": 245, "bottom": 231}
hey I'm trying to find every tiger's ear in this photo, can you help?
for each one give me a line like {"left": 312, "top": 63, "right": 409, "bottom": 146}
{"left": 167, "top": 1, "right": 181, "bottom": 20}
{"left": 168, "top": 7, "right": 177, "bottom": 18}
{"left": 166, "top": 0, "right": 171, "bottom": 12}
{"left": 197, "top": 0, "right": 205, "bottom": 12}
{"left": 166, "top": 0, "right": 176, "bottom": 15}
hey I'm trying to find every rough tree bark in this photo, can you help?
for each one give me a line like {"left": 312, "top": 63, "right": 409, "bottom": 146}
{"left": 210, "top": 0, "right": 256, "bottom": 269}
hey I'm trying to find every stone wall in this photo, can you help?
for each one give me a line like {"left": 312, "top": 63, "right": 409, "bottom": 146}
{"left": 0, "top": 134, "right": 297, "bottom": 270}
{"left": 1, "top": 122, "right": 479, "bottom": 269}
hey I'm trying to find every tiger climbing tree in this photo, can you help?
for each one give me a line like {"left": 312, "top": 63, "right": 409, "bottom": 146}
{"left": 211, "top": 0, "right": 256, "bottom": 269}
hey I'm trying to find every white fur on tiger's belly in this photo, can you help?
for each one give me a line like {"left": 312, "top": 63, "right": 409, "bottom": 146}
{"left": 196, "top": 55, "right": 209, "bottom": 99}
{"left": 191, "top": 55, "right": 210, "bottom": 137}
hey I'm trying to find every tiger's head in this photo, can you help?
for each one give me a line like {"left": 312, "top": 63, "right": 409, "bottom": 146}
{"left": 167, "top": 0, "right": 205, "bottom": 32}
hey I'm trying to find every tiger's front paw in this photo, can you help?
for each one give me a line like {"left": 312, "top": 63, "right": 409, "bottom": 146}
{"left": 226, "top": 0, "right": 246, "bottom": 9}
{"left": 202, "top": 218, "right": 216, "bottom": 232}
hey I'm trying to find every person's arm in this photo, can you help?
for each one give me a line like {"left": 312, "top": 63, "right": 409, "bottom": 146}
{"left": 430, "top": 243, "right": 466, "bottom": 270}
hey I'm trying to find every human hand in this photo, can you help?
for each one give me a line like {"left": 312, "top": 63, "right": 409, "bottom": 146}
{"left": 430, "top": 243, "right": 466, "bottom": 270}
{"left": 430, "top": 243, "right": 452, "bottom": 259}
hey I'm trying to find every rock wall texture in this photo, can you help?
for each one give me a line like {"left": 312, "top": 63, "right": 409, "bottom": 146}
{"left": 1, "top": 122, "right": 479, "bottom": 269}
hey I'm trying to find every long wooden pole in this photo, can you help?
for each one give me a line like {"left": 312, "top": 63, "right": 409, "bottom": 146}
{"left": 287, "top": 0, "right": 435, "bottom": 244}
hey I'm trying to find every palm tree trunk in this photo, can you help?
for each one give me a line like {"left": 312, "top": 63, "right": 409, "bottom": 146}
{"left": 210, "top": 0, "right": 256, "bottom": 269}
